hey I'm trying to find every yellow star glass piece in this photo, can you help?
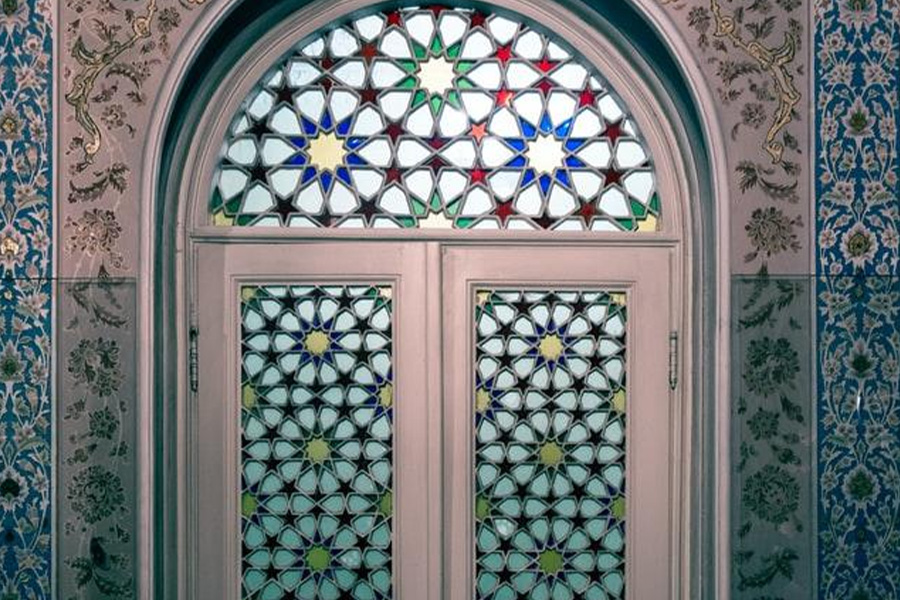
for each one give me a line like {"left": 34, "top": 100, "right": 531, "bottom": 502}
{"left": 304, "top": 330, "right": 329, "bottom": 356}
{"left": 306, "top": 131, "right": 345, "bottom": 173}
{"left": 539, "top": 334, "right": 563, "bottom": 361}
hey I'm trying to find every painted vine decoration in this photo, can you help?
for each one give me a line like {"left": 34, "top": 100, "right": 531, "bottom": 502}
{"left": 64, "top": 0, "right": 157, "bottom": 169}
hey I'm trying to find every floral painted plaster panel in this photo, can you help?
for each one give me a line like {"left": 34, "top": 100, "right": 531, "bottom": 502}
{"left": 57, "top": 280, "right": 137, "bottom": 600}
{"left": 663, "top": 0, "right": 810, "bottom": 275}
{"left": 731, "top": 274, "right": 814, "bottom": 598}
{"left": 60, "top": 0, "right": 210, "bottom": 279}
{"left": 0, "top": 0, "right": 53, "bottom": 596}
{"left": 815, "top": 0, "right": 900, "bottom": 598}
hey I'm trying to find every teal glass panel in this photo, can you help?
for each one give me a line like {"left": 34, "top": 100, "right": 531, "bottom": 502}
{"left": 474, "top": 290, "right": 627, "bottom": 599}
{"left": 240, "top": 285, "right": 394, "bottom": 600}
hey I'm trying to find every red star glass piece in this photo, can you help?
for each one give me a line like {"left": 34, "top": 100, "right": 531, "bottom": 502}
{"left": 385, "top": 166, "right": 403, "bottom": 184}
{"left": 386, "top": 10, "right": 403, "bottom": 26}
{"left": 385, "top": 122, "right": 404, "bottom": 143}
{"left": 497, "top": 89, "right": 514, "bottom": 107}
{"left": 359, "top": 43, "right": 378, "bottom": 63}
{"left": 602, "top": 166, "right": 624, "bottom": 188}
{"left": 470, "top": 11, "right": 487, "bottom": 28}
{"left": 319, "top": 77, "right": 334, "bottom": 93}
{"left": 426, "top": 4, "right": 446, "bottom": 16}
{"left": 536, "top": 79, "right": 554, "bottom": 95}
{"left": 536, "top": 58, "right": 557, "bottom": 73}
{"left": 602, "top": 120, "right": 625, "bottom": 145}
{"left": 320, "top": 56, "right": 334, "bottom": 70}
{"left": 495, "top": 201, "right": 515, "bottom": 224}
{"left": 470, "top": 123, "right": 487, "bottom": 142}
{"left": 577, "top": 200, "right": 596, "bottom": 220}
{"left": 359, "top": 87, "right": 379, "bottom": 106}
{"left": 429, "top": 136, "right": 445, "bottom": 150}
{"left": 578, "top": 88, "right": 596, "bottom": 107}
{"left": 496, "top": 45, "right": 513, "bottom": 65}
{"left": 470, "top": 168, "right": 486, "bottom": 184}
{"left": 429, "top": 156, "right": 446, "bottom": 171}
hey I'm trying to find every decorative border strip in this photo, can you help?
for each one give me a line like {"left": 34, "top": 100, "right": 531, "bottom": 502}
{"left": 815, "top": 0, "right": 900, "bottom": 597}
{"left": 0, "top": 0, "right": 53, "bottom": 596}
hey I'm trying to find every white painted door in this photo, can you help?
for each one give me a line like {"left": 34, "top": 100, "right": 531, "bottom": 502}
{"left": 193, "top": 241, "right": 675, "bottom": 600}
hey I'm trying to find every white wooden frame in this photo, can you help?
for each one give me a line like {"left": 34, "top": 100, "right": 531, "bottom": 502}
{"left": 135, "top": 0, "right": 736, "bottom": 597}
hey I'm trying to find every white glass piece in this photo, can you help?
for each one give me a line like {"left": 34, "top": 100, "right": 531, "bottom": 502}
{"left": 330, "top": 90, "right": 359, "bottom": 123}
{"left": 226, "top": 139, "right": 257, "bottom": 166}
{"left": 480, "top": 137, "right": 515, "bottom": 169}
{"left": 571, "top": 110, "right": 603, "bottom": 137}
{"left": 351, "top": 107, "right": 385, "bottom": 136}
{"left": 354, "top": 14, "right": 384, "bottom": 41}
{"left": 269, "top": 169, "right": 302, "bottom": 198}
{"left": 379, "top": 91, "right": 414, "bottom": 121}
{"left": 551, "top": 63, "right": 588, "bottom": 89}
{"left": 514, "top": 184, "right": 542, "bottom": 216}
{"left": 296, "top": 89, "right": 326, "bottom": 122}
{"left": 405, "top": 169, "right": 435, "bottom": 201}
{"left": 357, "top": 139, "right": 393, "bottom": 167}
{"left": 286, "top": 59, "right": 321, "bottom": 87}
{"left": 598, "top": 94, "right": 624, "bottom": 122}
{"left": 261, "top": 138, "right": 296, "bottom": 166}
{"left": 460, "top": 91, "right": 495, "bottom": 122}
{"left": 247, "top": 90, "right": 274, "bottom": 120}
{"left": 547, "top": 91, "right": 578, "bottom": 125}
{"left": 487, "top": 108, "right": 520, "bottom": 137}
{"left": 371, "top": 61, "right": 408, "bottom": 88}
{"left": 328, "top": 180, "right": 358, "bottom": 214}
{"left": 623, "top": 172, "right": 654, "bottom": 203}
{"left": 296, "top": 182, "right": 325, "bottom": 213}
{"left": 405, "top": 13, "right": 435, "bottom": 47}
{"left": 460, "top": 187, "right": 493, "bottom": 216}
{"left": 616, "top": 140, "right": 647, "bottom": 169}
{"left": 441, "top": 139, "right": 477, "bottom": 168}
{"left": 513, "top": 30, "right": 543, "bottom": 59}
{"left": 329, "top": 27, "right": 360, "bottom": 57}
{"left": 487, "top": 170, "right": 521, "bottom": 199}
{"left": 406, "top": 103, "right": 436, "bottom": 137}
{"left": 396, "top": 139, "right": 432, "bottom": 167}
{"left": 378, "top": 186, "right": 412, "bottom": 214}
{"left": 461, "top": 30, "right": 494, "bottom": 59}
{"left": 380, "top": 29, "right": 413, "bottom": 58}
{"left": 218, "top": 169, "right": 249, "bottom": 200}
{"left": 299, "top": 38, "right": 325, "bottom": 57}
{"left": 439, "top": 12, "right": 468, "bottom": 46}
{"left": 571, "top": 171, "right": 603, "bottom": 199}
{"left": 511, "top": 91, "right": 543, "bottom": 126}
{"left": 418, "top": 55, "right": 457, "bottom": 96}
{"left": 438, "top": 170, "right": 468, "bottom": 201}
{"left": 487, "top": 16, "right": 518, "bottom": 43}
{"left": 270, "top": 107, "right": 302, "bottom": 135}
{"left": 438, "top": 104, "right": 470, "bottom": 137}
{"left": 547, "top": 41, "right": 571, "bottom": 60}
{"left": 599, "top": 188, "right": 629, "bottom": 217}
{"left": 466, "top": 63, "right": 502, "bottom": 89}
{"left": 506, "top": 62, "right": 541, "bottom": 89}
{"left": 576, "top": 140, "right": 612, "bottom": 169}
{"left": 332, "top": 60, "right": 367, "bottom": 87}
{"left": 349, "top": 169, "right": 385, "bottom": 199}
{"left": 242, "top": 185, "right": 274, "bottom": 213}
{"left": 547, "top": 184, "right": 576, "bottom": 217}
{"left": 526, "top": 134, "right": 565, "bottom": 175}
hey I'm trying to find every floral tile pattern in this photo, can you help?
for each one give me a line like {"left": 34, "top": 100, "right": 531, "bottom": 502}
{"left": 815, "top": 0, "right": 900, "bottom": 598}
{"left": 731, "top": 275, "right": 813, "bottom": 598}
{"left": 0, "top": 0, "right": 53, "bottom": 596}
{"left": 57, "top": 280, "right": 136, "bottom": 600}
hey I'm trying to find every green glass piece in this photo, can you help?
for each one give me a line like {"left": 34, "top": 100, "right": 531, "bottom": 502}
{"left": 649, "top": 193, "right": 661, "bottom": 213}
{"left": 413, "top": 44, "right": 427, "bottom": 60}
{"left": 429, "top": 96, "right": 443, "bottom": 114}
{"left": 412, "top": 90, "right": 428, "bottom": 108}
{"left": 430, "top": 36, "right": 443, "bottom": 55}
{"left": 446, "top": 43, "right": 461, "bottom": 59}
{"left": 411, "top": 197, "right": 428, "bottom": 216}
{"left": 455, "top": 217, "right": 474, "bottom": 228}
{"left": 446, "top": 90, "right": 461, "bottom": 109}
{"left": 399, "top": 76, "right": 418, "bottom": 89}
{"left": 616, "top": 218, "right": 635, "bottom": 231}
{"left": 630, "top": 199, "right": 647, "bottom": 218}
{"left": 456, "top": 78, "right": 474, "bottom": 90}
{"left": 429, "top": 193, "right": 443, "bottom": 213}
{"left": 455, "top": 61, "right": 475, "bottom": 73}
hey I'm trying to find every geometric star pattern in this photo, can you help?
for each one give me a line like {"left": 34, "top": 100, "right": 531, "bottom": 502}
{"left": 211, "top": 6, "right": 660, "bottom": 231}
{"left": 240, "top": 285, "right": 393, "bottom": 600}
{"left": 474, "top": 290, "right": 627, "bottom": 599}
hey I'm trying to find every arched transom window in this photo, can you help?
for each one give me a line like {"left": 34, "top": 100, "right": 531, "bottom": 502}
{"left": 210, "top": 5, "right": 661, "bottom": 231}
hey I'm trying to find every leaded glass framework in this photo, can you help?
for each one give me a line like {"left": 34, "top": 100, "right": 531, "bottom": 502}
{"left": 211, "top": 5, "right": 660, "bottom": 231}
{"left": 474, "top": 289, "right": 627, "bottom": 599}
{"left": 240, "top": 284, "right": 394, "bottom": 599}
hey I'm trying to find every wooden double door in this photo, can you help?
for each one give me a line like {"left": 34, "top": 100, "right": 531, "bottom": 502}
{"left": 193, "top": 241, "right": 675, "bottom": 599}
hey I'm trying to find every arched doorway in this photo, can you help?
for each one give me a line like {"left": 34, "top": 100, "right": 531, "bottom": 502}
{"left": 148, "top": 1, "right": 729, "bottom": 597}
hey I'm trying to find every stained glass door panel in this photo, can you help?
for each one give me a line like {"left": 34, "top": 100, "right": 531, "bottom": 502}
{"left": 443, "top": 246, "right": 673, "bottom": 600}
{"left": 195, "top": 243, "right": 433, "bottom": 600}
{"left": 239, "top": 284, "right": 395, "bottom": 599}
{"left": 474, "top": 289, "right": 627, "bottom": 599}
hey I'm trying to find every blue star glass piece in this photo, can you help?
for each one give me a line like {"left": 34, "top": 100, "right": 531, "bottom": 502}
{"left": 506, "top": 139, "right": 526, "bottom": 152}
{"left": 346, "top": 154, "right": 366, "bottom": 166}
{"left": 337, "top": 118, "right": 352, "bottom": 136}
{"left": 522, "top": 170, "right": 535, "bottom": 187}
{"left": 565, "top": 157, "right": 584, "bottom": 168}
{"left": 302, "top": 167, "right": 318, "bottom": 183}
{"left": 320, "top": 110, "right": 333, "bottom": 131}
{"left": 539, "top": 114, "right": 553, "bottom": 134}
{"left": 507, "top": 156, "right": 526, "bottom": 168}
{"left": 301, "top": 117, "right": 318, "bottom": 135}
{"left": 346, "top": 137, "right": 366, "bottom": 149}
{"left": 320, "top": 171, "right": 334, "bottom": 192}
{"left": 336, "top": 167, "right": 352, "bottom": 186}
{"left": 566, "top": 139, "right": 586, "bottom": 152}
{"left": 520, "top": 119, "right": 537, "bottom": 138}
{"left": 555, "top": 170, "right": 570, "bottom": 188}
{"left": 288, "top": 154, "right": 307, "bottom": 166}
{"left": 290, "top": 136, "right": 307, "bottom": 148}
{"left": 539, "top": 174, "right": 552, "bottom": 195}
{"left": 555, "top": 119, "right": 572, "bottom": 137}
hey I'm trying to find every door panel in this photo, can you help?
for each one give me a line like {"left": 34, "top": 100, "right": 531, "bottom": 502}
{"left": 195, "top": 243, "right": 432, "bottom": 600}
{"left": 443, "top": 246, "right": 673, "bottom": 600}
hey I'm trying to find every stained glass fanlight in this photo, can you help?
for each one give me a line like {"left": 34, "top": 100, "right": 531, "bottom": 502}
{"left": 211, "top": 5, "right": 660, "bottom": 231}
